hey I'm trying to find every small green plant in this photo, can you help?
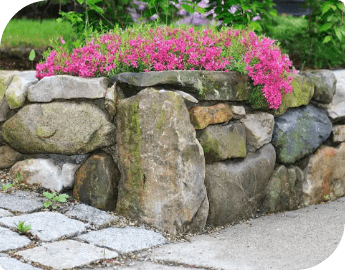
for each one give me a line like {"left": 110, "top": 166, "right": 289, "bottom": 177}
{"left": 16, "top": 172, "right": 21, "bottom": 183}
{"left": 43, "top": 192, "right": 69, "bottom": 209}
{"left": 248, "top": 85, "right": 270, "bottom": 110}
{"left": 17, "top": 221, "right": 31, "bottom": 235}
{"left": 2, "top": 183, "right": 14, "bottom": 191}
{"left": 324, "top": 194, "right": 330, "bottom": 201}
{"left": 29, "top": 49, "right": 36, "bottom": 69}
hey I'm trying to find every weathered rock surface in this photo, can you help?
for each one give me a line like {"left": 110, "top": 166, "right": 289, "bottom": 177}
{"left": 274, "top": 74, "right": 314, "bottom": 116}
{"left": 263, "top": 165, "right": 304, "bottom": 213}
{"left": 28, "top": 75, "right": 109, "bottom": 102}
{"left": 189, "top": 103, "right": 233, "bottom": 129}
{"left": 112, "top": 71, "right": 251, "bottom": 101}
{"left": 272, "top": 105, "right": 332, "bottom": 165}
{"left": 302, "top": 143, "right": 345, "bottom": 205}
{"left": 299, "top": 69, "right": 336, "bottom": 104}
{"left": 105, "top": 83, "right": 118, "bottom": 119}
{"left": 73, "top": 151, "right": 120, "bottom": 211}
{"left": 205, "top": 143, "right": 276, "bottom": 226}
{"left": 2, "top": 101, "right": 116, "bottom": 154}
{"left": 116, "top": 88, "right": 208, "bottom": 235}
{"left": 332, "top": 125, "right": 345, "bottom": 142}
{"left": 0, "top": 145, "right": 23, "bottom": 169}
{"left": 240, "top": 112, "right": 274, "bottom": 152}
{"left": 0, "top": 71, "right": 15, "bottom": 121}
{"left": 5, "top": 71, "right": 38, "bottom": 109}
{"left": 327, "top": 70, "right": 345, "bottom": 122}
{"left": 230, "top": 105, "right": 246, "bottom": 119}
{"left": 196, "top": 123, "right": 246, "bottom": 163}
{"left": 10, "top": 158, "right": 80, "bottom": 192}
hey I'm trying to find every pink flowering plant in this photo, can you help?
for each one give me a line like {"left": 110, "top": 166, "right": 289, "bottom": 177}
{"left": 37, "top": 24, "right": 297, "bottom": 110}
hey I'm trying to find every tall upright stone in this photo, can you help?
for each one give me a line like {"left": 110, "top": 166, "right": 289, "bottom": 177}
{"left": 116, "top": 88, "right": 208, "bottom": 235}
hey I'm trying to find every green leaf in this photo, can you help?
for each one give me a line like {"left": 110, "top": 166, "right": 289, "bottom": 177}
{"left": 335, "top": 28, "right": 343, "bottom": 41}
{"left": 323, "top": 35, "right": 332, "bottom": 43}
{"left": 249, "top": 21, "right": 262, "bottom": 32}
{"left": 321, "top": 4, "right": 333, "bottom": 15}
{"left": 52, "top": 205, "right": 57, "bottom": 210}
{"left": 17, "top": 172, "right": 21, "bottom": 182}
{"left": 29, "top": 49, "right": 36, "bottom": 61}
{"left": 319, "top": 23, "right": 332, "bottom": 32}
{"left": 56, "top": 194, "right": 69, "bottom": 202}
{"left": 43, "top": 201, "right": 52, "bottom": 208}
{"left": 181, "top": 4, "right": 195, "bottom": 14}
{"left": 89, "top": 4, "right": 104, "bottom": 14}
{"left": 195, "top": 6, "right": 206, "bottom": 14}
{"left": 43, "top": 192, "right": 56, "bottom": 200}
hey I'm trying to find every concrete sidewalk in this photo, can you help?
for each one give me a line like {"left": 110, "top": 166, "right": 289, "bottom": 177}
{"left": 0, "top": 189, "right": 344, "bottom": 269}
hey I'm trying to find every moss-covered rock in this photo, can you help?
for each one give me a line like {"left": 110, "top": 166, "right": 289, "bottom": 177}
{"left": 116, "top": 87, "right": 208, "bottom": 235}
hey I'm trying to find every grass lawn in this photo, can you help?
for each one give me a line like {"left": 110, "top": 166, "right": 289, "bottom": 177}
{"left": 0, "top": 18, "right": 75, "bottom": 49}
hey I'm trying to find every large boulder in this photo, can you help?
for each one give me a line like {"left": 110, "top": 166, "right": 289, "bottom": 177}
{"left": 263, "top": 165, "right": 304, "bottom": 213}
{"left": 205, "top": 143, "right": 276, "bottom": 226}
{"left": 196, "top": 123, "right": 246, "bottom": 163}
{"left": 2, "top": 101, "right": 116, "bottom": 155}
{"left": 327, "top": 70, "right": 345, "bottom": 122}
{"left": 116, "top": 88, "right": 208, "bottom": 235}
{"left": 73, "top": 151, "right": 121, "bottom": 211}
{"left": 299, "top": 69, "right": 336, "bottom": 104}
{"left": 112, "top": 71, "right": 252, "bottom": 101}
{"left": 5, "top": 71, "right": 38, "bottom": 109}
{"left": 189, "top": 103, "right": 233, "bottom": 129}
{"left": 0, "top": 145, "right": 23, "bottom": 169}
{"left": 10, "top": 158, "right": 80, "bottom": 192}
{"left": 240, "top": 112, "right": 274, "bottom": 152}
{"left": 274, "top": 74, "right": 314, "bottom": 116}
{"left": 28, "top": 75, "right": 109, "bottom": 102}
{"left": 272, "top": 105, "right": 332, "bottom": 165}
{"left": 302, "top": 143, "right": 345, "bottom": 205}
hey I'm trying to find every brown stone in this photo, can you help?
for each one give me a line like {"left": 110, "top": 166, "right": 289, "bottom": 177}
{"left": 302, "top": 143, "right": 345, "bottom": 205}
{"left": 73, "top": 151, "right": 121, "bottom": 211}
{"left": 189, "top": 103, "right": 233, "bottom": 130}
{"left": 0, "top": 145, "right": 23, "bottom": 169}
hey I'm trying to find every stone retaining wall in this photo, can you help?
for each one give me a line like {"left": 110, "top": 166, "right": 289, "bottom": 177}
{"left": 0, "top": 69, "right": 343, "bottom": 235}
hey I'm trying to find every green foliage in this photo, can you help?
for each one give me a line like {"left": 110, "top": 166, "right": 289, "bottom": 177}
{"left": 248, "top": 85, "right": 270, "bottom": 110}
{"left": 303, "top": 0, "right": 345, "bottom": 67}
{"left": 2, "top": 183, "right": 13, "bottom": 191}
{"left": 193, "top": 0, "right": 278, "bottom": 33}
{"left": 17, "top": 221, "right": 31, "bottom": 235}
{"left": 43, "top": 192, "right": 69, "bottom": 210}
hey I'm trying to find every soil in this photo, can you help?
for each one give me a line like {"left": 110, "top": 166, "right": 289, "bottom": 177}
{"left": 0, "top": 46, "right": 49, "bottom": 71}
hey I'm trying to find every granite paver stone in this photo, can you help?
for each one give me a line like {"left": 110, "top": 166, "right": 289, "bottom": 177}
{"left": 0, "top": 255, "right": 41, "bottom": 270}
{"left": 65, "top": 203, "right": 118, "bottom": 226}
{"left": 0, "top": 227, "right": 31, "bottom": 252}
{"left": 0, "top": 209, "right": 13, "bottom": 218}
{"left": 0, "top": 191, "right": 43, "bottom": 213}
{"left": 0, "top": 212, "right": 88, "bottom": 241}
{"left": 77, "top": 227, "right": 167, "bottom": 253}
{"left": 81, "top": 261, "right": 198, "bottom": 269}
{"left": 16, "top": 240, "right": 118, "bottom": 270}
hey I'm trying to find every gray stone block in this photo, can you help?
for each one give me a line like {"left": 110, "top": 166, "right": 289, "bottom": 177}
{"left": 77, "top": 227, "right": 167, "bottom": 253}
{"left": 0, "top": 256, "right": 41, "bottom": 270}
{"left": 0, "top": 212, "right": 88, "bottom": 241}
{"left": 0, "top": 227, "right": 31, "bottom": 252}
{"left": 17, "top": 240, "right": 118, "bottom": 270}
{"left": 0, "top": 191, "right": 43, "bottom": 213}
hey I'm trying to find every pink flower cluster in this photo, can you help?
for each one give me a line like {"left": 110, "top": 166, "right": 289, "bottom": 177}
{"left": 36, "top": 26, "right": 296, "bottom": 109}
{"left": 243, "top": 31, "right": 298, "bottom": 109}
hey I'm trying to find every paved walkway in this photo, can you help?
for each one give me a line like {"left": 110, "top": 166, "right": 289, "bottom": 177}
{"left": 0, "top": 189, "right": 344, "bottom": 270}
